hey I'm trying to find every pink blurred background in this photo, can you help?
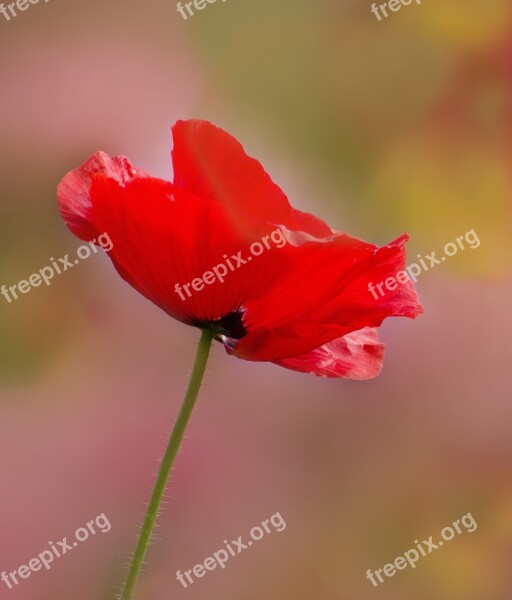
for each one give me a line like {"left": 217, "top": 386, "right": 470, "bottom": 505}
{"left": 0, "top": 0, "right": 511, "bottom": 598}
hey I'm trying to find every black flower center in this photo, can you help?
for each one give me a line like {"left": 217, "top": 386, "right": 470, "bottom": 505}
{"left": 192, "top": 308, "right": 247, "bottom": 349}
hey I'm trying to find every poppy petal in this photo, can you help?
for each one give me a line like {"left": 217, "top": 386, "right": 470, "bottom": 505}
{"left": 230, "top": 233, "right": 422, "bottom": 361}
{"left": 272, "top": 327, "right": 385, "bottom": 379}
{"left": 61, "top": 168, "right": 294, "bottom": 326}
{"left": 171, "top": 119, "right": 293, "bottom": 224}
{"left": 57, "top": 151, "right": 149, "bottom": 240}
{"left": 172, "top": 120, "right": 335, "bottom": 238}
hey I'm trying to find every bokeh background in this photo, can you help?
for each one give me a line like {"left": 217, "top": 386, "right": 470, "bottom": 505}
{"left": 1, "top": 0, "right": 511, "bottom": 598}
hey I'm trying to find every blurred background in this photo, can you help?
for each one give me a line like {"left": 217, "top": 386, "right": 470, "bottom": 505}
{"left": 0, "top": 0, "right": 511, "bottom": 598}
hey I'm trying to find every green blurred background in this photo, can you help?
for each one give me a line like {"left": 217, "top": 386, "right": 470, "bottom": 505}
{"left": 0, "top": 0, "right": 511, "bottom": 598}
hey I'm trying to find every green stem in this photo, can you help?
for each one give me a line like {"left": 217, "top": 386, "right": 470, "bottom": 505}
{"left": 120, "top": 328, "right": 215, "bottom": 600}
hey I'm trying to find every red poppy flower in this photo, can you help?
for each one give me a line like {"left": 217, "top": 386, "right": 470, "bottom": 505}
{"left": 57, "top": 119, "right": 422, "bottom": 379}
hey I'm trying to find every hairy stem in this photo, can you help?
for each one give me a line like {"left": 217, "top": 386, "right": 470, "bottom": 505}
{"left": 120, "top": 328, "right": 215, "bottom": 600}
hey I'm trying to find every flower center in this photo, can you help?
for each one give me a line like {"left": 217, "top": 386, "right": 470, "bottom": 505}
{"left": 193, "top": 308, "right": 247, "bottom": 350}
